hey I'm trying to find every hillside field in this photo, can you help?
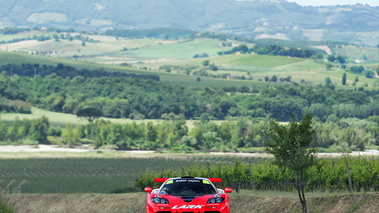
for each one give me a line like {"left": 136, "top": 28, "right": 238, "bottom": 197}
{"left": 1, "top": 34, "right": 378, "bottom": 88}
{"left": 0, "top": 107, "right": 225, "bottom": 130}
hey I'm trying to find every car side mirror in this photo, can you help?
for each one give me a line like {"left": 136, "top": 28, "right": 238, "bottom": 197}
{"left": 224, "top": 187, "right": 232, "bottom": 194}
{"left": 144, "top": 187, "right": 153, "bottom": 193}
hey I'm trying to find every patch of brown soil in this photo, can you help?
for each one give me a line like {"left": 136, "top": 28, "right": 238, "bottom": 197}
{"left": 2, "top": 193, "right": 147, "bottom": 213}
{"left": 230, "top": 193, "right": 379, "bottom": 213}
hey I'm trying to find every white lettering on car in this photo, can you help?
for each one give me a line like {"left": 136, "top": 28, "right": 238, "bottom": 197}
{"left": 172, "top": 205, "right": 204, "bottom": 209}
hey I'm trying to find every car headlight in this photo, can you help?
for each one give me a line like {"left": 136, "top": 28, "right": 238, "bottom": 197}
{"left": 151, "top": 198, "right": 169, "bottom": 204}
{"left": 207, "top": 197, "right": 224, "bottom": 204}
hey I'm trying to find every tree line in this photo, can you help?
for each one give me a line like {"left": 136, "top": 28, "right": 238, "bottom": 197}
{"left": 104, "top": 28, "right": 196, "bottom": 39}
{"left": 3, "top": 114, "right": 377, "bottom": 153}
{"left": 1, "top": 64, "right": 159, "bottom": 81}
{"left": 1, "top": 65, "right": 379, "bottom": 122}
{"left": 217, "top": 44, "right": 321, "bottom": 59}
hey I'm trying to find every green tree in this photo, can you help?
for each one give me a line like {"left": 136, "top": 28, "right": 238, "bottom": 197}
{"left": 365, "top": 70, "right": 375, "bottom": 78}
{"left": 29, "top": 116, "right": 49, "bottom": 143}
{"left": 165, "top": 66, "right": 171, "bottom": 73}
{"left": 62, "top": 123, "right": 74, "bottom": 147}
{"left": 202, "top": 59, "right": 210, "bottom": 66}
{"left": 265, "top": 113, "right": 316, "bottom": 213}
{"left": 146, "top": 122, "right": 157, "bottom": 142}
{"left": 376, "top": 65, "right": 379, "bottom": 75}
{"left": 76, "top": 107, "right": 103, "bottom": 122}
{"left": 327, "top": 55, "right": 335, "bottom": 62}
{"left": 200, "top": 113, "right": 210, "bottom": 123}
{"left": 350, "top": 66, "right": 364, "bottom": 73}
{"left": 336, "top": 55, "right": 346, "bottom": 64}
{"left": 342, "top": 73, "right": 347, "bottom": 85}
{"left": 326, "top": 63, "right": 332, "bottom": 70}
{"left": 209, "top": 63, "right": 218, "bottom": 71}
{"left": 325, "top": 77, "right": 332, "bottom": 85}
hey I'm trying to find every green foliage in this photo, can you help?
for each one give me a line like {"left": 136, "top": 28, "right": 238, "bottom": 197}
{"left": 335, "top": 55, "right": 347, "bottom": 64}
{"left": 0, "top": 200, "right": 13, "bottom": 213}
{"left": 365, "top": 70, "right": 375, "bottom": 78}
{"left": 209, "top": 63, "right": 218, "bottom": 71}
{"left": 355, "top": 75, "right": 359, "bottom": 82}
{"left": 326, "top": 63, "right": 332, "bottom": 70}
{"left": 61, "top": 123, "right": 75, "bottom": 147}
{"left": 104, "top": 28, "right": 196, "bottom": 39}
{"left": 220, "top": 44, "right": 249, "bottom": 55}
{"left": 136, "top": 156, "right": 379, "bottom": 192}
{"left": 76, "top": 107, "right": 103, "bottom": 122}
{"left": 250, "top": 45, "right": 317, "bottom": 58}
{"left": 350, "top": 66, "right": 364, "bottom": 74}
{"left": 1, "top": 63, "right": 379, "bottom": 123}
{"left": 202, "top": 60, "right": 210, "bottom": 66}
{"left": 193, "top": 53, "right": 209, "bottom": 58}
{"left": 327, "top": 55, "right": 335, "bottom": 62}
{"left": 266, "top": 113, "right": 316, "bottom": 175}
{"left": 0, "top": 117, "right": 49, "bottom": 144}
{"left": 325, "top": 77, "right": 332, "bottom": 85}
{"left": 342, "top": 73, "right": 347, "bottom": 85}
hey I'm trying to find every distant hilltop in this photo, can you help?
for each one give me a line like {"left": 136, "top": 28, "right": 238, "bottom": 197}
{"left": 1, "top": 0, "right": 379, "bottom": 45}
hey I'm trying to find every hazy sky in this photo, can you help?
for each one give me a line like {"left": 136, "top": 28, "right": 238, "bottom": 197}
{"left": 286, "top": 0, "right": 379, "bottom": 7}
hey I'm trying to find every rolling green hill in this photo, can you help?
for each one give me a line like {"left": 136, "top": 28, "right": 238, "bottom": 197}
{"left": 1, "top": 43, "right": 377, "bottom": 89}
{"left": 2, "top": 0, "right": 379, "bottom": 45}
{"left": 0, "top": 50, "right": 264, "bottom": 88}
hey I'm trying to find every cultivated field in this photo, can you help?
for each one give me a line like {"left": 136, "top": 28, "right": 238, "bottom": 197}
{"left": 0, "top": 151, "right": 266, "bottom": 193}
{"left": 334, "top": 45, "right": 379, "bottom": 62}
{"left": 2, "top": 32, "right": 378, "bottom": 89}
{"left": 2, "top": 192, "right": 379, "bottom": 213}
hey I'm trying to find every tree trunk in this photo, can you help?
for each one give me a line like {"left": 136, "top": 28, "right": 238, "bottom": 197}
{"left": 296, "top": 175, "right": 307, "bottom": 213}
{"left": 301, "top": 174, "right": 307, "bottom": 213}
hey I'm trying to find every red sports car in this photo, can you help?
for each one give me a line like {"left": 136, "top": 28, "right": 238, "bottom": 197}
{"left": 144, "top": 176, "right": 232, "bottom": 213}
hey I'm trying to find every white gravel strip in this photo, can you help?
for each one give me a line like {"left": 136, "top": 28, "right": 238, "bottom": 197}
{"left": 0, "top": 145, "right": 91, "bottom": 152}
{"left": 210, "top": 150, "right": 379, "bottom": 157}
{"left": 0, "top": 145, "right": 377, "bottom": 156}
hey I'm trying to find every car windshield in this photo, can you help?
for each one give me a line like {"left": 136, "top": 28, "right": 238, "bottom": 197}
{"left": 160, "top": 179, "right": 217, "bottom": 196}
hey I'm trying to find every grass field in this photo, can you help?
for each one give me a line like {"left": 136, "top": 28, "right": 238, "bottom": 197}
{"left": 333, "top": 45, "right": 379, "bottom": 62}
{"left": 0, "top": 50, "right": 273, "bottom": 89}
{"left": 0, "top": 107, "right": 225, "bottom": 129}
{"left": 109, "top": 38, "right": 230, "bottom": 61}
